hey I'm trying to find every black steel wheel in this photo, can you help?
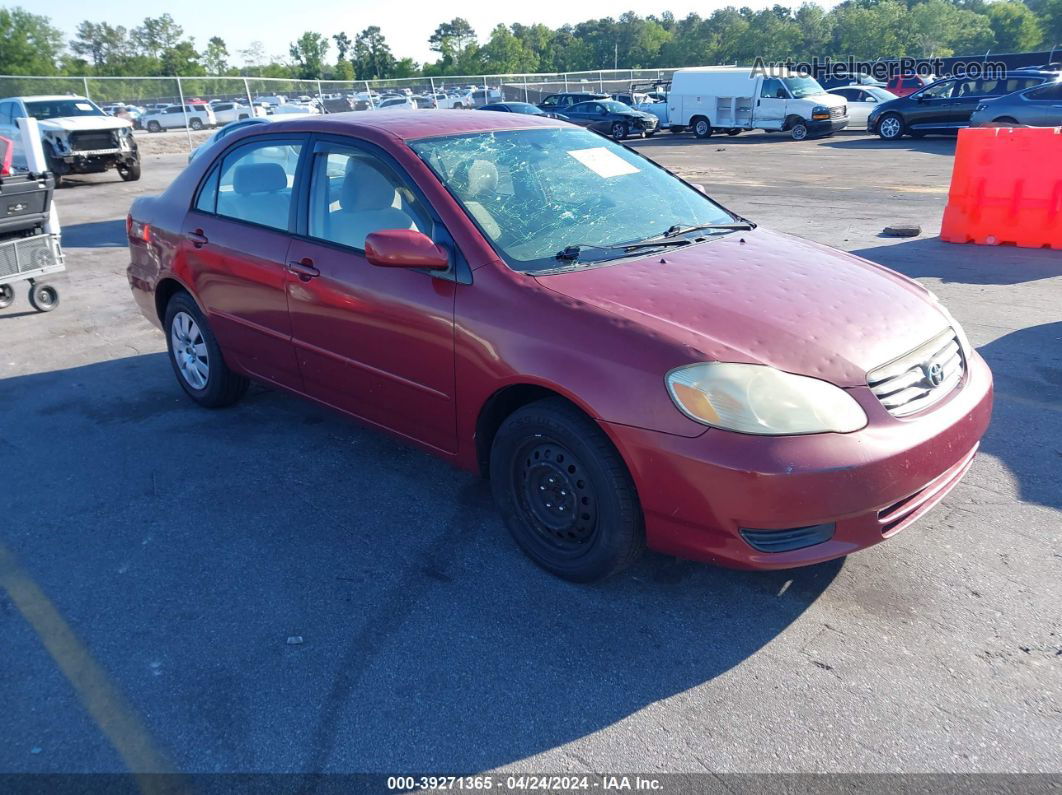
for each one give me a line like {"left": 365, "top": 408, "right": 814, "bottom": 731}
{"left": 28, "top": 283, "right": 59, "bottom": 312}
{"left": 490, "top": 398, "right": 644, "bottom": 582}
{"left": 0, "top": 284, "right": 14, "bottom": 309}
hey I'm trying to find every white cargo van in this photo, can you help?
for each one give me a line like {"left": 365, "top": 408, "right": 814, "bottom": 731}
{"left": 668, "top": 67, "right": 848, "bottom": 140}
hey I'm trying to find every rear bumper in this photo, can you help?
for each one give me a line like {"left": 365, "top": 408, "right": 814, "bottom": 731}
{"left": 603, "top": 350, "right": 993, "bottom": 570}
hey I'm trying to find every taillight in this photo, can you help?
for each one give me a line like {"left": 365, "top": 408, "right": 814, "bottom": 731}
{"left": 127, "top": 214, "right": 151, "bottom": 242}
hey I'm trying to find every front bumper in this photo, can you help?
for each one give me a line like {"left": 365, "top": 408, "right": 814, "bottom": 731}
{"left": 809, "top": 118, "right": 848, "bottom": 135}
{"left": 603, "top": 350, "right": 993, "bottom": 569}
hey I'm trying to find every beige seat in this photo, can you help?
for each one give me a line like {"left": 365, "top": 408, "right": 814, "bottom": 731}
{"left": 326, "top": 160, "right": 415, "bottom": 249}
{"left": 218, "top": 162, "right": 291, "bottom": 229}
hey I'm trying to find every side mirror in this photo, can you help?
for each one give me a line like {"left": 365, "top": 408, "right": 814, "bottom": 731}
{"left": 364, "top": 229, "right": 449, "bottom": 270}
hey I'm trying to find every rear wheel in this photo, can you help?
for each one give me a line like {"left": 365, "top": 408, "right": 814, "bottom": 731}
{"left": 147, "top": 120, "right": 161, "bottom": 133}
{"left": 0, "top": 284, "right": 14, "bottom": 309}
{"left": 489, "top": 398, "right": 644, "bottom": 582}
{"left": 189, "top": 118, "right": 204, "bottom": 131}
{"left": 994, "top": 116, "right": 1018, "bottom": 126}
{"left": 692, "top": 117, "right": 712, "bottom": 139}
{"left": 164, "top": 292, "right": 248, "bottom": 407}
{"left": 878, "top": 113, "right": 905, "bottom": 140}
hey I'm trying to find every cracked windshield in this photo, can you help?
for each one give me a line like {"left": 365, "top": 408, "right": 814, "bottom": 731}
{"left": 410, "top": 127, "right": 735, "bottom": 271}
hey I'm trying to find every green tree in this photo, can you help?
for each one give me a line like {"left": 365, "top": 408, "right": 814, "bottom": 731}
{"left": 429, "top": 17, "right": 477, "bottom": 69}
{"left": 480, "top": 25, "right": 539, "bottom": 73}
{"left": 984, "top": 1, "right": 1044, "bottom": 51}
{"left": 333, "top": 32, "right": 352, "bottom": 63}
{"left": 203, "top": 36, "right": 229, "bottom": 74}
{"left": 70, "top": 21, "right": 130, "bottom": 73}
{"left": 160, "top": 40, "right": 204, "bottom": 76}
{"left": 354, "top": 26, "right": 395, "bottom": 79}
{"left": 0, "top": 7, "right": 64, "bottom": 75}
{"left": 131, "top": 14, "right": 184, "bottom": 59}
{"left": 289, "top": 31, "right": 329, "bottom": 79}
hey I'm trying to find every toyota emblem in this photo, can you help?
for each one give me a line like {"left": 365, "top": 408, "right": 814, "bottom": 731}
{"left": 924, "top": 362, "right": 945, "bottom": 387}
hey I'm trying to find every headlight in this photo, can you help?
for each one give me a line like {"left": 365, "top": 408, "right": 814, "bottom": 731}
{"left": 666, "top": 362, "right": 868, "bottom": 435}
{"left": 811, "top": 105, "right": 831, "bottom": 120}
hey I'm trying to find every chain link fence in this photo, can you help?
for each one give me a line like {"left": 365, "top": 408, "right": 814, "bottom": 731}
{"left": 1, "top": 70, "right": 678, "bottom": 152}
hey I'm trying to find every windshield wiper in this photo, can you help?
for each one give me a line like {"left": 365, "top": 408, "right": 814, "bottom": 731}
{"left": 661, "top": 222, "right": 755, "bottom": 238}
{"left": 556, "top": 238, "right": 692, "bottom": 261}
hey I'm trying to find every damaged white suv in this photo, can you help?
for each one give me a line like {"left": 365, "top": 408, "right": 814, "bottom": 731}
{"left": 0, "top": 95, "right": 140, "bottom": 187}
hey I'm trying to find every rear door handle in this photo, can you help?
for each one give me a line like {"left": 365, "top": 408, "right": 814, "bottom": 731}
{"left": 287, "top": 258, "right": 320, "bottom": 281}
{"left": 187, "top": 230, "right": 208, "bottom": 247}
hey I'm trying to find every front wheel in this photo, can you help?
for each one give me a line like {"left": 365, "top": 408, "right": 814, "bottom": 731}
{"left": 489, "top": 398, "right": 644, "bottom": 582}
{"left": 790, "top": 121, "right": 809, "bottom": 141}
{"left": 164, "top": 292, "right": 248, "bottom": 408}
{"left": 611, "top": 121, "right": 628, "bottom": 140}
{"left": 28, "top": 282, "right": 59, "bottom": 312}
{"left": 189, "top": 118, "right": 204, "bottom": 131}
{"left": 692, "top": 117, "right": 712, "bottom": 139}
{"left": 118, "top": 160, "right": 141, "bottom": 181}
{"left": 877, "top": 113, "right": 905, "bottom": 140}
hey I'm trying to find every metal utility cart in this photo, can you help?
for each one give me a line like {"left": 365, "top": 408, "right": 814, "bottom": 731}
{"left": 0, "top": 135, "right": 65, "bottom": 313}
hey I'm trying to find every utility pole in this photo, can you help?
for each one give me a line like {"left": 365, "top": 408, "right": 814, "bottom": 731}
{"left": 614, "top": 42, "right": 619, "bottom": 70}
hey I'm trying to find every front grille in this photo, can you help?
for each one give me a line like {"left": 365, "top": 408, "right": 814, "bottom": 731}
{"left": 69, "top": 130, "right": 119, "bottom": 151}
{"left": 868, "top": 328, "right": 965, "bottom": 417}
{"left": 830, "top": 105, "right": 845, "bottom": 119}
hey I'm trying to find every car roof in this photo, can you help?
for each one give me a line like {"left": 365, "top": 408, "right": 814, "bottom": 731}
{"left": 255, "top": 109, "right": 567, "bottom": 141}
{"left": 7, "top": 95, "right": 91, "bottom": 102}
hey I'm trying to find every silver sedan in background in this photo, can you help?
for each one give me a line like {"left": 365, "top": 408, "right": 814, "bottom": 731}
{"left": 825, "top": 85, "right": 898, "bottom": 129}
{"left": 969, "top": 79, "right": 1062, "bottom": 127}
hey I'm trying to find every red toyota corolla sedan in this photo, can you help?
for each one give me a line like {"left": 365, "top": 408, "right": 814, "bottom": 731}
{"left": 126, "top": 111, "right": 992, "bottom": 581}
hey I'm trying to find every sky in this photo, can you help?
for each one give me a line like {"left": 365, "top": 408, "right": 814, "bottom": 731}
{"left": 37, "top": 0, "right": 838, "bottom": 68}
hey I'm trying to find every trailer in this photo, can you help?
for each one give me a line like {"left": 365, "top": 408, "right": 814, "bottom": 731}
{"left": 0, "top": 123, "right": 65, "bottom": 312}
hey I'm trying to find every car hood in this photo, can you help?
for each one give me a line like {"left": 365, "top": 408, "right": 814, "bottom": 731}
{"left": 37, "top": 115, "right": 132, "bottom": 133}
{"left": 534, "top": 228, "right": 951, "bottom": 387}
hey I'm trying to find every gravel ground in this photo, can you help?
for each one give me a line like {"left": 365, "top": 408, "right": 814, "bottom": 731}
{"left": 133, "top": 128, "right": 213, "bottom": 156}
{"left": 0, "top": 130, "right": 1059, "bottom": 777}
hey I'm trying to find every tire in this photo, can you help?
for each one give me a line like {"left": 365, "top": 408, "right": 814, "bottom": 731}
{"left": 790, "top": 121, "right": 809, "bottom": 141}
{"left": 726, "top": 128, "right": 740, "bottom": 136}
{"left": 611, "top": 121, "right": 629, "bottom": 140}
{"left": 147, "top": 120, "right": 161, "bottom": 133}
{"left": 164, "top": 292, "right": 248, "bottom": 408}
{"left": 692, "top": 117, "right": 712, "bottom": 139}
{"left": 877, "top": 112, "right": 905, "bottom": 140}
{"left": 994, "top": 117, "right": 1018, "bottom": 126}
{"left": 238, "top": 114, "right": 249, "bottom": 120}
{"left": 0, "top": 284, "right": 14, "bottom": 309}
{"left": 189, "top": 118, "right": 204, "bottom": 131}
{"left": 118, "top": 160, "right": 141, "bottom": 181}
{"left": 28, "top": 283, "right": 59, "bottom": 312}
{"left": 489, "top": 398, "right": 644, "bottom": 582}
{"left": 645, "top": 129, "right": 657, "bottom": 137}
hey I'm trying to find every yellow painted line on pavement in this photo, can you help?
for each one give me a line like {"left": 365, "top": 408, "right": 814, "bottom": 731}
{"left": 0, "top": 542, "right": 176, "bottom": 790}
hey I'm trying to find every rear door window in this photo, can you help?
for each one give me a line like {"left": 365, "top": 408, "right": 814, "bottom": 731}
{"left": 214, "top": 139, "right": 303, "bottom": 231}
{"left": 1027, "top": 82, "right": 1062, "bottom": 100}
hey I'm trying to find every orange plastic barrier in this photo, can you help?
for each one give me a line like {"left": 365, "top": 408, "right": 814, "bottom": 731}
{"left": 940, "top": 126, "right": 1062, "bottom": 250}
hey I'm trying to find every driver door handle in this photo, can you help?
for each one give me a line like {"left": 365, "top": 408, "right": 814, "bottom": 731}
{"left": 187, "top": 229, "right": 209, "bottom": 247}
{"left": 287, "top": 258, "right": 320, "bottom": 281}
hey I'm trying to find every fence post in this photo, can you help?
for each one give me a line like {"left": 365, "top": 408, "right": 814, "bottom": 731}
{"left": 523, "top": 75, "right": 528, "bottom": 103}
{"left": 82, "top": 76, "right": 90, "bottom": 99}
{"left": 365, "top": 81, "right": 375, "bottom": 109}
{"left": 316, "top": 79, "right": 322, "bottom": 100}
{"left": 430, "top": 76, "right": 439, "bottom": 108}
{"left": 176, "top": 76, "right": 192, "bottom": 153}
{"left": 564, "top": 73, "right": 569, "bottom": 92}
{"left": 243, "top": 77, "right": 254, "bottom": 115}
{"left": 599, "top": 71, "right": 604, "bottom": 92}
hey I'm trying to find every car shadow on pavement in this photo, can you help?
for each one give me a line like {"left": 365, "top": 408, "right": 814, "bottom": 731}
{"left": 853, "top": 237, "right": 1061, "bottom": 285}
{"left": 60, "top": 219, "right": 128, "bottom": 248}
{"left": 0, "top": 352, "right": 841, "bottom": 772}
{"left": 822, "top": 136, "right": 957, "bottom": 155}
{"left": 976, "top": 321, "right": 1062, "bottom": 512}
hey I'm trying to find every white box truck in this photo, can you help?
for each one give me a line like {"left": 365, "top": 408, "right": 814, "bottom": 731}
{"left": 667, "top": 67, "right": 848, "bottom": 140}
